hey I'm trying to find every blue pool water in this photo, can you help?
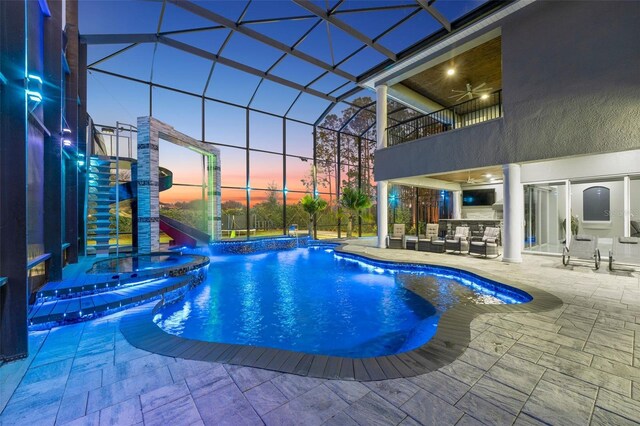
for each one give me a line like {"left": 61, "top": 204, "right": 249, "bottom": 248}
{"left": 154, "top": 247, "right": 530, "bottom": 357}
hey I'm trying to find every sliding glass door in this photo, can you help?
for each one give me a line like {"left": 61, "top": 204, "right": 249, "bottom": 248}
{"left": 524, "top": 182, "right": 567, "bottom": 254}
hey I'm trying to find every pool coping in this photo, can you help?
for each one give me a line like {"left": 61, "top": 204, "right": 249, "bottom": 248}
{"left": 119, "top": 244, "right": 563, "bottom": 381}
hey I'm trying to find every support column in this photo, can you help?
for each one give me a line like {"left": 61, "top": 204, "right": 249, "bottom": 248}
{"left": 377, "top": 182, "right": 389, "bottom": 248}
{"left": 207, "top": 153, "right": 222, "bottom": 241}
{"left": 452, "top": 190, "right": 462, "bottom": 219}
{"left": 43, "top": 0, "right": 64, "bottom": 280}
{"left": 376, "top": 84, "right": 388, "bottom": 248}
{"left": 64, "top": 0, "right": 79, "bottom": 263}
{"left": 136, "top": 117, "right": 160, "bottom": 253}
{"left": 624, "top": 176, "right": 631, "bottom": 237}
{"left": 0, "top": 0, "right": 28, "bottom": 361}
{"left": 502, "top": 164, "right": 523, "bottom": 263}
{"left": 77, "top": 40, "right": 88, "bottom": 256}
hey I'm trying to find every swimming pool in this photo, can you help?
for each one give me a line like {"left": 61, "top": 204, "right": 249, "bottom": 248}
{"left": 153, "top": 247, "right": 531, "bottom": 358}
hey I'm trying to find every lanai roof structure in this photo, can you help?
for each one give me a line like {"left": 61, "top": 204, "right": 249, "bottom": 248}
{"left": 82, "top": 0, "right": 510, "bottom": 132}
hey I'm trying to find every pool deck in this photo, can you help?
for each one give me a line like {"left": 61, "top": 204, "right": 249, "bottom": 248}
{"left": 2, "top": 240, "right": 640, "bottom": 425}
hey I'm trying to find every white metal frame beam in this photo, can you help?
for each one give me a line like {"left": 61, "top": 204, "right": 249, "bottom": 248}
{"left": 292, "top": 0, "right": 397, "bottom": 61}
{"left": 82, "top": 34, "right": 337, "bottom": 102}
{"left": 415, "top": 0, "right": 451, "bottom": 32}
{"left": 167, "top": 0, "right": 357, "bottom": 82}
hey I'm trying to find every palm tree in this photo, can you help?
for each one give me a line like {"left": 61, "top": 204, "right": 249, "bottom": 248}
{"left": 300, "top": 195, "right": 328, "bottom": 239}
{"left": 340, "top": 187, "right": 372, "bottom": 238}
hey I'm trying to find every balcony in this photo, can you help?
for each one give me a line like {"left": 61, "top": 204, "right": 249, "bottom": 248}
{"left": 387, "top": 90, "right": 502, "bottom": 146}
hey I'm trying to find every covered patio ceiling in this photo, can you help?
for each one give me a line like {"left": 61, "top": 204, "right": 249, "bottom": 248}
{"left": 389, "top": 165, "right": 504, "bottom": 191}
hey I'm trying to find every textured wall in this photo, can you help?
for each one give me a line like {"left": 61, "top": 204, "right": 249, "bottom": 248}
{"left": 375, "top": 1, "right": 640, "bottom": 181}
{"left": 376, "top": 119, "right": 505, "bottom": 179}
{"left": 501, "top": 0, "right": 640, "bottom": 162}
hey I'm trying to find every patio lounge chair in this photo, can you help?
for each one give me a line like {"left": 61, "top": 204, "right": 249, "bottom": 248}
{"left": 418, "top": 223, "right": 444, "bottom": 253}
{"left": 562, "top": 234, "right": 601, "bottom": 270}
{"left": 609, "top": 236, "right": 640, "bottom": 271}
{"left": 386, "top": 224, "right": 406, "bottom": 249}
{"left": 445, "top": 226, "right": 470, "bottom": 254}
{"left": 469, "top": 227, "right": 501, "bottom": 258}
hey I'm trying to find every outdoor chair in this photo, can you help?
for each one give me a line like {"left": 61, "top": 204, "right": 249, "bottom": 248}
{"left": 445, "top": 226, "right": 470, "bottom": 254}
{"left": 609, "top": 236, "right": 640, "bottom": 271}
{"left": 469, "top": 227, "right": 501, "bottom": 258}
{"left": 386, "top": 224, "right": 407, "bottom": 249}
{"left": 562, "top": 234, "right": 601, "bottom": 270}
{"left": 418, "top": 223, "right": 444, "bottom": 253}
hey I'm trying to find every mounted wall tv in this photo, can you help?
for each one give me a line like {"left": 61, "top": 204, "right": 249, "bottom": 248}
{"left": 462, "top": 189, "right": 496, "bottom": 206}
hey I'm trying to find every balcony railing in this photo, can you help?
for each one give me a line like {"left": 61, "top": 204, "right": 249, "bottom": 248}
{"left": 386, "top": 90, "right": 502, "bottom": 146}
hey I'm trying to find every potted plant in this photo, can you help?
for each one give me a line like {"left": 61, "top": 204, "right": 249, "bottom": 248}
{"left": 340, "top": 187, "right": 373, "bottom": 238}
{"left": 300, "top": 194, "right": 328, "bottom": 240}
{"left": 562, "top": 214, "right": 580, "bottom": 236}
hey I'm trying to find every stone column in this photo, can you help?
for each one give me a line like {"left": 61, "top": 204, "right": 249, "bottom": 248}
{"left": 208, "top": 153, "right": 222, "bottom": 241}
{"left": 502, "top": 163, "right": 523, "bottom": 263}
{"left": 452, "top": 190, "right": 462, "bottom": 219}
{"left": 376, "top": 84, "right": 388, "bottom": 248}
{"left": 137, "top": 117, "right": 160, "bottom": 253}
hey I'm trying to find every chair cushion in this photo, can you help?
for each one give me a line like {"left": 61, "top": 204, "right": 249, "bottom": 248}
{"left": 454, "top": 226, "right": 469, "bottom": 238}
{"left": 575, "top": 234, "right": 593, "bottom": 241}
{"left": 470, "top": 241, "right": 485, "bottom": 247}
{"left": 392, "top": 224, "right": 405, "bottom": 237}
{"left": 431, "top": 240, "right": 445, "bottom": 245}
{"left": 482, "top": 227, "right": 500, "bottom": 241}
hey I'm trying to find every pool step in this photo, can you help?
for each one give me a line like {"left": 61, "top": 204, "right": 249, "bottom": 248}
{"left": 28, "top": 275, "right": 190, "bottom": 327}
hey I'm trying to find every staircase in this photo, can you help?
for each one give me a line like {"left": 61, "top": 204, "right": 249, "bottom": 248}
{"left": 87, "top": 156, "right": 116, "bottom": 256}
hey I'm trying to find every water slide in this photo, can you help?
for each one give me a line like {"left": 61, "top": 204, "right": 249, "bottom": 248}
{"left": 113, "top": 159, "right": 210, "bottom": 248}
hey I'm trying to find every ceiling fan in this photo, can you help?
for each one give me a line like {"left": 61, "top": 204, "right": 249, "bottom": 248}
{"left": 457, "top": 171, "right": 479, "bottom": 184}
{"left": 449, "top": 82, "right": 493, "bottom": 102}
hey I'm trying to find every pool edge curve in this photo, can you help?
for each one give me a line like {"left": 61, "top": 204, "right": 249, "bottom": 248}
{"left": 119, "top": 244, "right": 563, "bottom": 381}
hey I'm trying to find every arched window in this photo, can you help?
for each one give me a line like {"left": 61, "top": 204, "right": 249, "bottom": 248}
{"left": 583, "top": 186, "right": 610, "bottom": 221}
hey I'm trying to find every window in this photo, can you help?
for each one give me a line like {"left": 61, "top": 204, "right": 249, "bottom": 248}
{"left": 583, "top": 186, "right": 610, "bottom": 221}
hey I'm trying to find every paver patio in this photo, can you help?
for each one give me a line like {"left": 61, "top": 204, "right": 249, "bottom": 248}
{"left": 1, "top": 242, "right": 639, "bottom": 425}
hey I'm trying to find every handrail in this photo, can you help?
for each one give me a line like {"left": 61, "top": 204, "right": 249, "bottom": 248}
{"left": 386, "top": 89, "right": 502, "bottom": 146}
{"left": 27, "top": 253, "right": 51, "bottom": 270}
